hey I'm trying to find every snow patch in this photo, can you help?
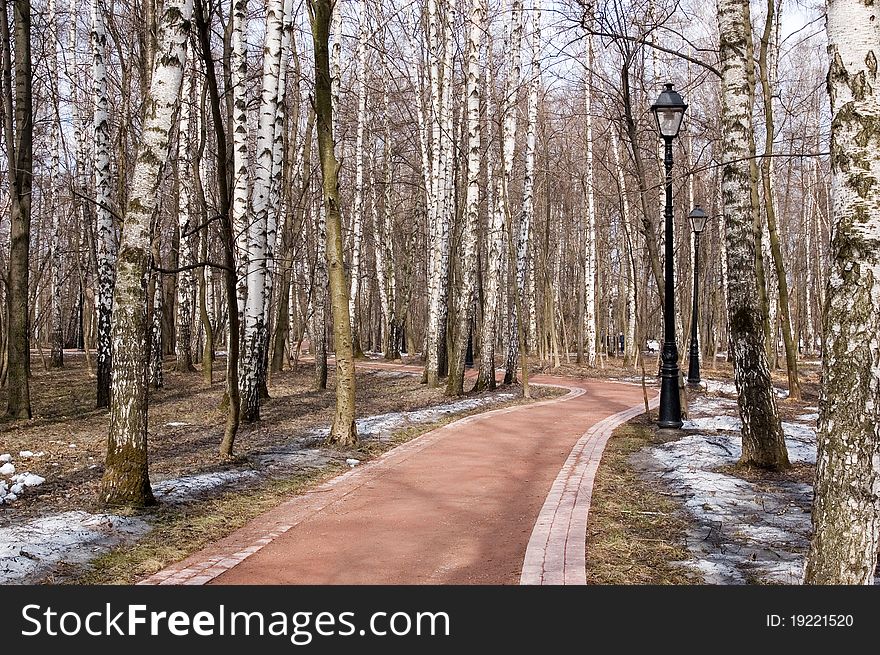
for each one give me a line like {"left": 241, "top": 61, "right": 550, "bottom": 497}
{"left": 703, "top": 379, "right": 737, "bottom": 395}
{"left": 796, "top": 413, "right": 819, "bottom": 422}
{"left": 152, "top": 470, "right": 261, "bottom": 504}
{"left": 11, "top": 473, "right": 45, "bottom": 487}
{"left": 346, "top": 458, "right": 361, "bottom": 468}
{"left": 0, "top": 454, "right": 11, "bottom": 463}
{"left": 165, "top": 422, "right": 189, "bottom": 427}
{"left": 682, "top": 415, "right": 742, "bottom": 432}
{"left": 0, "top": 463, "right": 15, "bottom": 476}
{"left": 0, "top": 511, "right": 150, "bottom": 584}
{"left": 308, "top": 394, "right": 516, "bottom": 442}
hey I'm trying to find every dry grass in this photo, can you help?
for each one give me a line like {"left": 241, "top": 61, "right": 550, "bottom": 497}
{"left": 585, "top": 411, "right": 699, "bottom": 585}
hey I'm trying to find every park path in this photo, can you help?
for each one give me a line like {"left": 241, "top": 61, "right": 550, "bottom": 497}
{"left": 139, "top": 363, "right": 657, "bottom": 585}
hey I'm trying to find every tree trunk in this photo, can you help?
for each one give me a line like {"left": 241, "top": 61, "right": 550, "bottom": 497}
{"left": 175, "top": 65, "right": 196, "bottom": 373}
{"left": 241, "top": 0, "right": 285, "bottom": 422}
{"left": 757, "top": 0, "right": 800, "bottom": 399}
{"left": 100, "top": 0, "right": 192, "bottom": 506}
{"left": 804, "top": 0, "right": 880, "bottom": 585}
{"left": 717, "top": 0, "right": 789, "bottom": 470}
{"left": 446, "top": 0, "right": 482, "bottom": 396}
{"left": 348, "top": 0, "right": 368, "bottom": 359}
{"left": 1, "top": 0, "right": 32, "bottom": 418}
{"left": 49, "top": 0, "right": 64, "bottom": 369}
{"left": 309, "top": 0, "right": 356, "bottom": 445}
{"left": 92, "top": 0, "right": 114, "bottom": 409}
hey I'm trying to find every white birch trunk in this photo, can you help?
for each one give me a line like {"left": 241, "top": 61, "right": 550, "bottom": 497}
{"left": 175, "top": 66, "right": 195, "bottom": 372}
{"left": 349, "top": 0, "right": 368, "bottom": 352}
{"left": 313, "top": 199, "right": 328, "bottom": 389}
{"left": 475, "top": 3, "right": 510, "bottom": 391}
{"left": 804, "top": 0, "right": 880, "bottom": 585}
{"left": 513, "top": 0, "right": 539, "bottom": 363}
{"left": 231, "top": 0, "right": 249, "bottom": 316}
{"left": 447, "top": 0, "right": 482, "bottom": 395}
{"left": 149, "top": 276, "right": 164, "bottom": 388}
{"left": 717, "top": 0, "right": 788, "bottom": 469}
{"left": 499, "top": 0, "right": 523, "bottom": 384}
{"left": 92, "top": 0, "right": 114, "bottom": 405}
{"left": 100, "top": 0, "right": 192, "bottom": 505}
{"left": 241, "top": 0, "right": 284, "bottom": 422}
{"left": 583, "top": 33, "right": 597, "bottom": 367}
{"left": 330, "top": 0, "right": 342, "bottom": 144}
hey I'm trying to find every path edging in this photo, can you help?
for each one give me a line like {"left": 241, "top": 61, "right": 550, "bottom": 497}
{"left": 520, "top": 393, "right": 660, "bottom": 585}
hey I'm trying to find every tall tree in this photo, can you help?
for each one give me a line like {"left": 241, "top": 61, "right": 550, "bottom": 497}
{"left": 757, "top": 0, "right": 800, "bottom": 399}
{"left": 804, "top": 0, "right": 880, "bottom": 585}
{"left": 92, "top": 0, "right": 114, "bottom": 409}
{"left": 308, "top": 0, "right": 357, "bottom": 445}
{"left": 446, "top": 0, "right": 483, "bottom": 396}
{"left": 175, "top": 64, "right": 196, "bottom": 373}
{"left": 717, "top": 0, "right": 789, "bottom": 469}
{"left": 241, "top": 0, "right": 285, "bottom": 422}
{"left": 1, "top": 0, "right": 33, "bottom": 418}
{"left": 49, "top": 0, "right": 64, "bottom": 369}
{"left": 99, "top": 0, "right": 193, "bottom": 505}
{"left": 582, "top": 30, "right": 597, "bottom": 367}
{"left": 349, "top": 0, "right": 368, "bottom": 358}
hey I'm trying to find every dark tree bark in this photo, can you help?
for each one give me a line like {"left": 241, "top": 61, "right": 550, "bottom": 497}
{"left": 1, "top": 0, "right": 33, "bottom": 419}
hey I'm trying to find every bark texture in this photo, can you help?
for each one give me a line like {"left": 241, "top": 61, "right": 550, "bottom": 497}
{"left": 804, "top": 0, "right": 880, "bottom": 585}
{"left": 717, "top": 0, "right": 789, "bottom": 469}
{"left": 100, "top": 0, "right": 192, "bottom": 506}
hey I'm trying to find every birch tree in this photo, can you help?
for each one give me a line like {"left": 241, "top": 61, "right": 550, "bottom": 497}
{"left": 100, "top": 0, "right": 192, "bottom": 506}
{"left": 582, "top": 31, "right": 597, "bottom": 367}
{"left": 175, "top": 65, "right": 196, "bottom": 372}
{"left": 241, "top": 0, "right": 285, "bottom": 422}
{"left": 349, "top": 0, "right": 368, "bottom": 358}
{"left": 476, "top": 0, "right": 522, "bottom": 391}
{"left": 804, "top": 0, "right": 880, "bottom": 585}
{"left": 507, "top": 0, "right": 539, "bottom": 377}
{"left": 446, "top": 0, "right": 483, "bottom": 396}
{"left": 717, "top": 0, "right": 789, "bottom": 470}
{"left": 92, "top": 0, "right": 114, "bottom": 409}
{"left": 231, "top": 0, "right": 249, "bottom": 316}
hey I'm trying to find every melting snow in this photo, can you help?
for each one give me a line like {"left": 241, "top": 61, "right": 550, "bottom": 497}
{"left": 0, "top": 454, "right": 11, "bottom": 463}
{"left": 645, "top": 387, "right": 818, "bottom": 584}
{"left": 152, "top": 470, "right": 261, "bottom": 504}
{"left": 308, "top": 394, "right": 515, "bottom": 442}
{"left": 0, "top": 512, "right": 149, "bottom": 584}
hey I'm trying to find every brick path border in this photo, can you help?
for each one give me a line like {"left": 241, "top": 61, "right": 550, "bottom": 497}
{"left": 519, "top": 393, "right": 660, "bottom": 585}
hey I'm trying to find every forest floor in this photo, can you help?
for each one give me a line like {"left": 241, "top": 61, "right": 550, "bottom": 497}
{"left": 0, "top": 349, "right": 832, "bottom": 585}
{"left": 586, "top": 357, "right": 824, "bottom": 584}
{"left": 0, "top": 352, "right": 559, "bottom": 584}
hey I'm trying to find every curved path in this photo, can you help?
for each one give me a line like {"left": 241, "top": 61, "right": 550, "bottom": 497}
{"left": 139, "top": 365, "right": 657, "bottom": 586}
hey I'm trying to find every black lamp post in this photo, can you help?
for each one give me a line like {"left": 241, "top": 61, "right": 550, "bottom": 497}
{"left": 687, "top": 205, "right": 708, "bottom": 387}
{"left": 651, "top": 83, "right": 688, "bottom": 430}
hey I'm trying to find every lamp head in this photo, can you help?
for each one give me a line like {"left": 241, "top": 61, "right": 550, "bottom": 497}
{"left": 688, "top": 205, "right": 709, "bottom": 234}
{"left": 651, "top": 83, "right": 688, "bottom": 139}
